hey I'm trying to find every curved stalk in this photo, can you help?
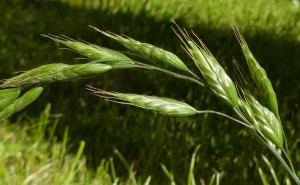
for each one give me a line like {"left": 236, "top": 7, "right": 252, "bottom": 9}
{"left": 187, "top": 69, "right": 201, "bottom": 80}
{"left": 255, "top": 130, "right": 300, "bottom": 185}
{"left": 131, "top": 62, "right": 205, "bottom": 87}
{"left": 197, "top": 107, "right": 299, "bottom": 184}
{"left": 265, "top": 142, "right": 300, "bottom": 185}
{"left": 281, "top": 125, "right": 296, "bottom": 173}
{"left": 195, "top": 110, "right": 251, "bottom": 128}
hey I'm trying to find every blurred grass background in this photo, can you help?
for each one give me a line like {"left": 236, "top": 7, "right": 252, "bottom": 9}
{"left": 0, "top": 0, "right": 299, "bottom": 184}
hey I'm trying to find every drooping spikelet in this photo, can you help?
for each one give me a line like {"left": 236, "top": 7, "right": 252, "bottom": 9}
{"left": 88, "top": 87, "right": 197, "bottom": 116}
{"left": 186, "top": 40, "right": 238, "bottom": 108}
{"left": 233, "top": 27, "right": 278, "bottom": 116}
{"left": 0, "top": 87, "right": 43, "bottom": 122}
{"left": 0, "top": 88, "right": 21, "bottom": 111}
{"left": 91, "top": 26, "right": 190, "bottom": 73}
{"left": 245, "top": 93, "right": 283, "bottom": 148}
{"left": 43, "top": 35, "right": 135, "bottom": 68}
{"left": 0, "top": 63, "right": 112, "bottom": 88}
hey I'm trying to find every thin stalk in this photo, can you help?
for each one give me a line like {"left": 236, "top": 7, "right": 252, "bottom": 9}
{"left": 261, "top": 135, "right": 300, "bottom": 184}
{"left": 195, "top": 110, "right": 251, "bottom": 128}
{"left": 187, "top": 69, "right": 201, "bottom": 80}
{"left": 274, "top": 116, "right": 295, "bottom": 173}
{"left": 233, "top": 108, "right": 252, "bottom": 126}
{"left": 282, "top": 126, "right": 296, "bottom": 173}
{"left": 282, "top": 148, "right": 296, "bottom": 173}
{"left": 131, "top": 62, "right": 205, "bottom": 87}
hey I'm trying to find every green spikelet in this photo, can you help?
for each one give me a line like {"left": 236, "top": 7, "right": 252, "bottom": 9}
{"left": 92, "top": 27, "right": 190, "bottom": 72}
{"left": 246, "top": 93, "right": 283, "bottom": 148}
{"left": 0, "top": 87, "right": 43, "bottom": 122}
{"left": 43, "top": 35, "right": 135, "bottom": 68}
{"left": 62, "top": 63, "right": 112, "bottom": 78}
{"left": 0, "top": 63, "right": 112, "bottom": 88}
{"left": 237, "top": 99, "right": 257, "bottom": 126}
{"left": 0, "top": 88, "right": 21, "bottom": 111}
{"left": 187, "top": 41, "right": 238, "bottom": 108}
{"left": 0, "top": 63, "right": 68, "bottom": 88}
{"left": 233, "top": 27, "right": 278, "bottom": 116}
{"left": 88, "top": 87, "right": 197, "bottom": 116}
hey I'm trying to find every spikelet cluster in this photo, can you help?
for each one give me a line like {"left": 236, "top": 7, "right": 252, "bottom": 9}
{"left": 0, "top": 87, "right": 43, "bottom": 122}
{"left": 233, "top": 28, "right": 278, "bottom": 115}
{"left": 247, "top": 94, "right": 282, "bottom": 147}
{"left": 241, "top": 93, "right": 283, "bottom": 147}
{"left": 88, "top": 87, "right": 197, "bottom": 116}
{"left": 186, "top": 40, "right": 238, "bottom": 108}
{"left": 92, "top": 27, "right": 190, "bottom": 73}
{"left": 0, "top": 63, "right": 112, "bottom": 88}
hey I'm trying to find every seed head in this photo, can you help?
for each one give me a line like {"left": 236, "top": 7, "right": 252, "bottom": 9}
{"left": 88, "top": 87, "right": 197, "bottom": 116}
{"left": 233, "top": 27, "right": 278, "bottom": 116}
{"left": 0, "top": 63, "right": 112, "bottom": 88}
{"left": 246, "top": 93, "right": 283, "bottom": 148}
{"left": 92, "top": 27, "right": 190, "bottom": 73}
{"left": 187, "top": 40, "right": 238, "bottom": 108}
{"left": 43, "top": 35, "right": 134, "bottom": 68}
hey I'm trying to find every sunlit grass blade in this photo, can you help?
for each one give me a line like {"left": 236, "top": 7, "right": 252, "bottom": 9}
{"left": 262, "top": 155, "right": 280, "bottom": 185}
{"left": 109, "top": 158, "right": 117, "bottom": 183}
{"left": 144, "top": 176, "right": 152, "bottom": 185}
{"left": 161, "top": 164, "right": 176, "bottom": 185}
{"left": 188, "top": 145, "right": 200, "bottom": 185}
{"left": 285, "top": 177, "right": 292, "bottom": 185}
{"left": 114, "top": 149, "right": 138, "bottom": 185}
{"left": 259, "top": 167, "right": 270, "bottom": 185}
{"left": 64, "top": 141, "right": 85, "bottom": 184}
{"left": 208, "top": 174, "right": 216, "bottom": 185}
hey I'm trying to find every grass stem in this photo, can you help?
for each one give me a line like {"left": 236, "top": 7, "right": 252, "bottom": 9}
{"left": 196, "top": 110, "right": 251, "bottom": 128}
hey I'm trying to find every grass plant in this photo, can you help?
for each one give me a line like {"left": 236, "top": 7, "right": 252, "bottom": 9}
{"left": 0, "top": 1, "right": 299, "bottom": 183}
{"left": 58, "top": 25, "right": 300, "bottom": 183}
{"left": 0, "top": 23, "right": 298, "bottom": 184}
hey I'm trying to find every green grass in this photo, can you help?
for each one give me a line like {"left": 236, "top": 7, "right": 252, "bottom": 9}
{"left": 0, "top": 105, "right": 92, "bottom": 184}
{"left": 63, "top": 0, "right": 300, "bottom": 41}
{"left": 0, "top": 105, "right": 222, "bottom": 185}
{"left": 0, "top": 104, "right": 139, "bottom": 185}
{"left": 0, "top": 0, "right": 299, "bottom": 184}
